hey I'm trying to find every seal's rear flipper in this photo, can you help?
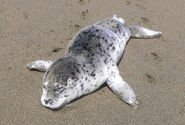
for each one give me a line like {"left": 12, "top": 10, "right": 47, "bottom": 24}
{"left": 106, "top": 67, "right": 137, "bottom": 107}
{"left": 129, "top": 26, "right": 162, "bottom": 39}
{"left": 27, "top": 60, "right": 53, "bottom": 72}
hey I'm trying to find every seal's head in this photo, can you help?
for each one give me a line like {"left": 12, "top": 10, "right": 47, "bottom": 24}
{"left": 41, "top": 56, "right": 81, "bottom": 109}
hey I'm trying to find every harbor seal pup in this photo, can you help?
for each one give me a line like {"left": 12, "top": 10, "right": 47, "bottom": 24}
{"left": 27, "top": 15, "right": 161, "bottom": 109}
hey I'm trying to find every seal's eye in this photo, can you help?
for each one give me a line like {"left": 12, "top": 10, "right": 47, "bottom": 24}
{"left": 54, "top": 88, "right": 60, "bottom": 94}
{"left": 53, "top": 86, "right": 64, "bottom": 94}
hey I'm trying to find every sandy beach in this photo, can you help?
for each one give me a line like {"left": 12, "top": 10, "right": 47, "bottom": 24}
{"left": 0, "top": 0, "right": 184, "bottom": 124}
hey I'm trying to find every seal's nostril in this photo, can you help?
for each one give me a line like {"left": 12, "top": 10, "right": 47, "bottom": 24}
{"left": 44, "top": 99, "right": 52, "bottom": 104}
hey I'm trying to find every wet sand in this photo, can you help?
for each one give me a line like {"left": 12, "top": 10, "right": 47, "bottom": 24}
{"left": 0, "top": 0, "right": 184, "bottom": 125}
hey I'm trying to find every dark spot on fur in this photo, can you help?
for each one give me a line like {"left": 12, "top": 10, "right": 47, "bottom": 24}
{"left": 91, "top": 64, "right": 95, "bottom": 68}
{"left": 96, "top": 43, "right": 101, "bottom": 47}
{"left": 71, "top": 72, "right": 75, "bottom": 75}
{"left": 64, "top": 95, "right": 69, "bottom": 97}
{"left": 109, "top": 43, "right": 113, "bottom": 46}
{"left": 88, "top": 34, "right": 95, "bottom": 39}
{"left": 80, "top": 84, "right": 84, "bottom": 90}
{"left": 96, "top": 35, "right": 100, "bottom": 39}
{"left": 104, "top": 58, "right": 108, "bottom": 64}
{"left": 90, "top": 70, "right": 96, "bottom": 77}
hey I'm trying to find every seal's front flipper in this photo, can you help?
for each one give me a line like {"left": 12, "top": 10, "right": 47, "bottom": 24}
{"left": 27, "top": 60, "right": 53, "bottom": 72}
{"left": 129, "top": 25, "right": 161, "bottom": 38}
{"left": 106, "top": 69, "right": 137, "bottom": 107}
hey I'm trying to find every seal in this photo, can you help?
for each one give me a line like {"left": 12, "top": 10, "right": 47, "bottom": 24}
{"left": 27, "top": 15, "right": 161, "bottom": 109}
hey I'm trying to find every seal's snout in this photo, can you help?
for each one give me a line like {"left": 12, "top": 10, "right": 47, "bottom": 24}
{"left": 41, "top": 95, "right": 52, "bottom": 107}
{"left": 41, "top": 94, "right": 67, "bottom": 109}
{"left": 44, "top": 99, "right": 53, "bottom": 105}
{"left": 41, "top": 97, "right": 55, "bottom": 109}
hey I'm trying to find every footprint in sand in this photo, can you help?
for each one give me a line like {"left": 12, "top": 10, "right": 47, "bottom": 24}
{"left": 145, "top": 73, "right": 157, "bottom": 84}
{"left": 80, "top": 9, "right": 88, "bottom": 20}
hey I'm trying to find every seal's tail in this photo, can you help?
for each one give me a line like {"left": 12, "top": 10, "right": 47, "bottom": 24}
{"left": 129, "top": 26, "right": 162, "bottom": 39}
